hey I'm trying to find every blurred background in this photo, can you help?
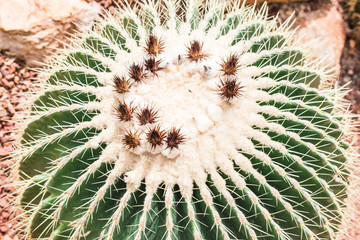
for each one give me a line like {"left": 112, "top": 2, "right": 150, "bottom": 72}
{"left": 0, "top": 0, "right": 359, "bottom": 239}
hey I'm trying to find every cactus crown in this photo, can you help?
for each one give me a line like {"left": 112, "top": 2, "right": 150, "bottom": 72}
{"left": 12, "top": 0, "right": 357, "bottom": 239}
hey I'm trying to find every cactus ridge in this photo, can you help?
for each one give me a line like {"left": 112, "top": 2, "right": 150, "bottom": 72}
{"left": 10, "top": 0, "right": 357, "bottom": 239}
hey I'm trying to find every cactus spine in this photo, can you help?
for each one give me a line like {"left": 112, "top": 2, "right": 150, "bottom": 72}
{"left": 12, "top": 0, "right": 356, "bottom": 239}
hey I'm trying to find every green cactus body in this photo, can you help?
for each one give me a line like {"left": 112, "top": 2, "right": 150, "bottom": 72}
{"left": 15, "top": 0, "right": 354, "bottom": 239}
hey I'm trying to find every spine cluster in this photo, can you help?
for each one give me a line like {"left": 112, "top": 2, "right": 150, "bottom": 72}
{"left": 115, "top": 35, "right": 244, "bottom": 152}
{"left": 115, "top": 35, "right": 185, "bottom": 152}
{"left": 218, "top": 54, "right": 243, "bottom": 100}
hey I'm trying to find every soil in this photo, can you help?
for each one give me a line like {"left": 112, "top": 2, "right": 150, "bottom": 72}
{"left": 0, "top": 49, "right": 37, "bottom": 239}
{"left": 339, "top": 39, "right": 360, "bottom": 114}
{"left": 1, "top": 0, "right": 360, "bottom": 239}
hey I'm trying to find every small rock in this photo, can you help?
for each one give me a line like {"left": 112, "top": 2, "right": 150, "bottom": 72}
{"left": 0, "top": 109, "right": 7, "bottom": 118}
{"left": 1, "top": 78, "right": 14, "bottom": 88}
{"left": 14, "top": 76, "right": 19, "bottom": 84}
{"left": 5, "top": 74, "right": 14, "bottom": 81}
{"left": 3, "top": 235, "right": 12, "bottom": 240}
{"left": 6, "top": 102, "right": 15, "bottom": 116}
{"left": 349, "top": 39, "right": 356, "bottom": 55}
{"left": 2, "top": 211, "right": 9, "bottom": 219}
{"left": 4, "top": 58, "right": 15, "bottom": 66}
{"left": 0, "top": 225, "right": 8, "bottom": 232}
{"left": 0, "top": 199, "right": 8, "bottom": 208}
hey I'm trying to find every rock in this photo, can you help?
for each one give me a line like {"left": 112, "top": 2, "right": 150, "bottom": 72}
{"left": 295, "top": 0, "right": 345, "bottom": 78}
{"left": 0, "top": 109, "right": 7, "bottom": 118}
{"left": 269, "top": 0, "right": 345, "bottom": 78}
{"left": 0, "top": 0, "right": 101, "bottom": 67}
{"left": 0, "top": 199, "right": 7, "bottom": 208}
{"left": 349, "top": 39, "right": 356, "bottom": 55}
{"left": 0, "top": 225, "right": 7, "bottom": 233}
{"left": 3, "top": 235, "right": 12, "bottom": 240}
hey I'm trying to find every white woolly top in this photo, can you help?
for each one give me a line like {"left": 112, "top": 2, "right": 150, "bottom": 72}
{"left": 83, "top": 21, "right": 297, "bottom": 198}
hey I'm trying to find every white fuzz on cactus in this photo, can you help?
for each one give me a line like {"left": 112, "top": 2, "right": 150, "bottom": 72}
{"left": 9, "top": 0, "right": 359, "bottom": 239}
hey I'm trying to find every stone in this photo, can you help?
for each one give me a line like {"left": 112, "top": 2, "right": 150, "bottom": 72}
{"left": 3, "top": 235, "right": 12, "bottom": 240}
{"left": 0, "top": 0, "right": 101, "bottom": 67}
{"left": 295, "top": 0, "right": 345, "bottom": 78}
{"left": 0, "top": 109, "right": 7, "bottom": 118}
{"left": 0, "top": 225, "right": 8, "bottom": 233}
{"left": 270, "top": 0, "right": 345, "bottom": 78}
{"left": 0, "top": 199, "right": 7, "bottom": 208}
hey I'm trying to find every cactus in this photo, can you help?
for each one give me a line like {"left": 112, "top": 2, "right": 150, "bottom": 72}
{"left": 12, "top": 0, "right": 356, "bottom": 239}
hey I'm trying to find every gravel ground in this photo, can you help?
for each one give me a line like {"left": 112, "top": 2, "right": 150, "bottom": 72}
{"left": 339, "top": 39, "right": 360, "bottom": 114}
{"left": 336, "top": 22, "right": 360, "bottom": 240}
{"left": 0, "top": 49, "right": 37, "bottom": 239}
{"left": 0, "top": 0, "right": 359, "bottom": 239}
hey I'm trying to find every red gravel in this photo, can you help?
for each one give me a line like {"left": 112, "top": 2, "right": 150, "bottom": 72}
{"left": 0, "top": 49, "right": 37, "bottom": 239}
